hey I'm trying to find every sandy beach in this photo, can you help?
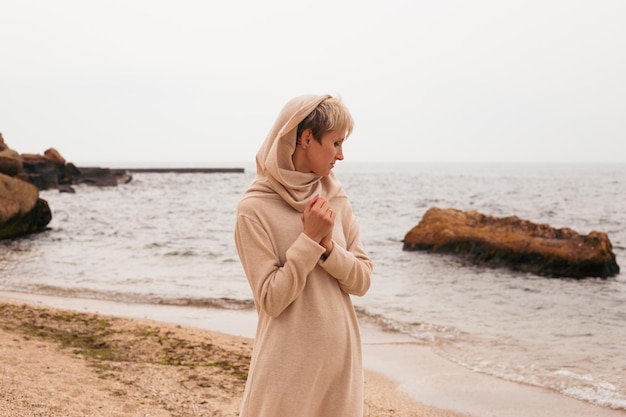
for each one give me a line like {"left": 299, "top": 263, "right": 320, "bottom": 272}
{"left": 1, "top": 292, "right": 624, "bottom": 417}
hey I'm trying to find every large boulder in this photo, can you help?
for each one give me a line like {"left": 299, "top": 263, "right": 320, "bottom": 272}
{"left": 403, "top": 207, "right": 620, "bottom": 279}
{"left": 0, "top": 173, "right": 52, "bottom": 239}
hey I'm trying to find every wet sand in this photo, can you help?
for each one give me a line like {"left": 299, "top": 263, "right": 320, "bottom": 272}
{"left": 1, "top": 291, "right": 624, "bottom": 417}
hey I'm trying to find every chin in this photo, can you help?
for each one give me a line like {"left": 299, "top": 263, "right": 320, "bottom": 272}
{"left": 314, "top": 168, "right": 332, "bottom": 177}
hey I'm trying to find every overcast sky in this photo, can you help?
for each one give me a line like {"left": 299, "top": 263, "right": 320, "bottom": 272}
{"left": 1, "top": 0, "right": 625, "bottom": 165}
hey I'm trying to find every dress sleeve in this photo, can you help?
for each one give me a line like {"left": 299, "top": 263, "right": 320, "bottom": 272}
{"left": 235, "top": 214, "right": 325, "bottom": 317}
{"left": 319, "top": 210, "right": 372, "bottom": 297}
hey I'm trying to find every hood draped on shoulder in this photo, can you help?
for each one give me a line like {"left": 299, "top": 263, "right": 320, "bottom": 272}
{"left": 242, "top": 94, "right": 347, "bottom": 212}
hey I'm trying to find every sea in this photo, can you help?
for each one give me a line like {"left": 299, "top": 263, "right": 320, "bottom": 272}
{"left": 1, "top": 162, "right": 625, "bottom": 411}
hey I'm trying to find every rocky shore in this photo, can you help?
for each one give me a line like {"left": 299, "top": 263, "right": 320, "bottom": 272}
{"left": 0, "top": 131, "right": 244, "bottom": 240}
{"left": 0, "top": 132, "right": 134, "bottom": 239}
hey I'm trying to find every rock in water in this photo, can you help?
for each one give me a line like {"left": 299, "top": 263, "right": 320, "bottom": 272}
{"left": 0, "top": 173, "right": 52, "bottom": 239}
{"left": 403, "top": 207, "right": 620, "bottom": 279}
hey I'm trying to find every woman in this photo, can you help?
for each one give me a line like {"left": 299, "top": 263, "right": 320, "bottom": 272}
{"left": 234, "top": 94, "right": 373, "bottom": 417}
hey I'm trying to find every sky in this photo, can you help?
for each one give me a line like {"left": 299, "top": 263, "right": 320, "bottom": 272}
{"left": 1, "top": 0, "right": 625, "bottom": 165}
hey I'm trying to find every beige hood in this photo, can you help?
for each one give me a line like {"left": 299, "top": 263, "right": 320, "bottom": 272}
{"left": 242, "top": 94, "right": 347, "bottom": 212}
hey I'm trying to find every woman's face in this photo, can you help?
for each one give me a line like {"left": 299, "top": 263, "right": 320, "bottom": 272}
{"left": 307, "top": 130, "right": 345, "bottom": 177}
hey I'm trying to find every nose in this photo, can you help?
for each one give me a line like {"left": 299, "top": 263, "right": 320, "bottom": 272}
{"left": 336, "top": 146, "right": 344, "bottom": 161}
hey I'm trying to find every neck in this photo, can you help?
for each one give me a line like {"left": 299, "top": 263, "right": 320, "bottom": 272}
{"left": 291, "top": 147, "right": 310, "bottom": 173}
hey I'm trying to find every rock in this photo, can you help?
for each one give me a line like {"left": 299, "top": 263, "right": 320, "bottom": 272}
{"left": 0, "top": 134, "right": 53, "bottom": 239}
{"left": 58, "top": 184, "right": 76, "bottom": 193}
{"left": 2, "top": 134, "right": 132, "bottom": 191}
{"left": 20, "top": 153, "right": 59, "bottom": 190}
{"left": 0, "top": 173, "right": 52, "bottom": 239}
{"left": 19, "top": 150, "right": 132, "bottom": 190}
{"left": 58, "top": 162, "right": 82, "bottom": 186}
{"left": 43, "top": 147, "right": 66, "bottom": 166}
{"left": 403, "top": 207, "right": 620, "bottom": 279}
{"left": 0, "top": 133, "right": 23, "bottom": 177}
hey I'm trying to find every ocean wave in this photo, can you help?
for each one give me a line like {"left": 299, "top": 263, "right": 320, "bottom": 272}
{"left": 355, "top": 306, "right": 460, "bottom": 345}
{"left": 3, "top": 284, "right": 255, "bottom": 311}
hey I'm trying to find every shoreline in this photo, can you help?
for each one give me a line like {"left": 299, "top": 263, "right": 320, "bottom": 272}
{"left": 1, "top": 291, "right": 624, "bottom": 417}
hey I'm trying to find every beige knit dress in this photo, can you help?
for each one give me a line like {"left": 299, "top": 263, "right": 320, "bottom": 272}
{"left": 234, "top": 94, "right": 373, "bottom": 417}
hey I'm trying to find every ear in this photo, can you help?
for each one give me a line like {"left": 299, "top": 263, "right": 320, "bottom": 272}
{"left": 300, "top": 129, "right": 313, "bottom": 148}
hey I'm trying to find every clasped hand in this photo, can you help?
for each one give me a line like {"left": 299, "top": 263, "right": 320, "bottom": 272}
{"left": 301, "top": 196, "right": 335, "bottom": 256}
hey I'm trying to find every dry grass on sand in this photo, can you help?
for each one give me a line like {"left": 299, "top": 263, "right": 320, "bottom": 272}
{"left": 0, "top": 301, "right": 465, "bottom": 417}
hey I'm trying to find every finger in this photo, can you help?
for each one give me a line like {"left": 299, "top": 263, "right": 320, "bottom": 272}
{"left": 313, "top": 197, "right": 327, "bottom": 209}
{"left": 306, "top": 197, "right": 318, "bottom": 212}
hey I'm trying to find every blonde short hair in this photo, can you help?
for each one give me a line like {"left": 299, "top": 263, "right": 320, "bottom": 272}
{"left": 297, "top": 97, "right": 354, "bottom": 142}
